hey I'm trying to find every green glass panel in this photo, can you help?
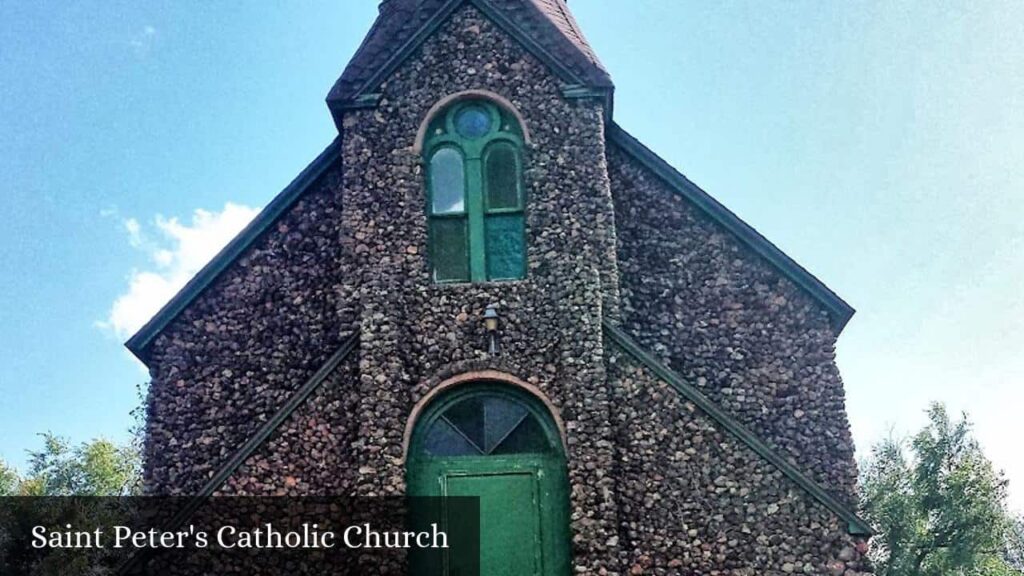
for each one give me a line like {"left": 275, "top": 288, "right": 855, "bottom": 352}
{"left": 485, "top": 143, "right": 520, "bottom": 210}
{"left": 454, "top": 105, "right": 492, "bottom": 139}
{"left": 485, "top": 214, "right": 525, "bottom": 280}
{"left": 431, "top": 218, "right": 469, "bottom": 282}
{"left": 430, "top": 148, "right": 465, "bottom": 214}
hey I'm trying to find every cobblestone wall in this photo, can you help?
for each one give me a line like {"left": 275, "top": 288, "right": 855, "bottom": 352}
{"left": 608, "top": 141, "right": 860, "bottom": 506}
{"left": 141, "top": 4, "right": 870, "bottom": 573}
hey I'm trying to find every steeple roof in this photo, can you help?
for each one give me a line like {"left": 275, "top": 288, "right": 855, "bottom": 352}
{"left": 326, "top": 0, "right": 612, "bottom": 107}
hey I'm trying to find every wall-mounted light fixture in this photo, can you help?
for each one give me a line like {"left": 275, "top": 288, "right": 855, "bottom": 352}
{"left": 483, "top": 305, "right": 500, "bottom": 354}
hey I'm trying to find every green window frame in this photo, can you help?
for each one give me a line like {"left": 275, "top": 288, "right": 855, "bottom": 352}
{"left": 425, "top": 100, "right": 526, "bottom": 283}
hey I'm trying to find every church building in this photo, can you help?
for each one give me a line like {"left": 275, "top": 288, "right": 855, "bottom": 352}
{"left": 127, "top": 1, "right": 875, "bottom": 574}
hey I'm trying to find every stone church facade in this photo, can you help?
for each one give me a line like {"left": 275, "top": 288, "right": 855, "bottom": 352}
{"left": 127, "top": 1, "right": 874, "bottom": 574}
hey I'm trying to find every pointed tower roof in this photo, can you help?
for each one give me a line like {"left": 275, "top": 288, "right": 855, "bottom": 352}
{"left": 326, "top": 0, "right": 612, "bottom": 118}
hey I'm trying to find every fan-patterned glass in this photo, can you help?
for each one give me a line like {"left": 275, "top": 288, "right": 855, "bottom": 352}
{"left": 421, "top": 393, "right": 553, "bottom": 457}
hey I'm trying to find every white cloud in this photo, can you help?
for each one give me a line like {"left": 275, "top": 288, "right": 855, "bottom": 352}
{"left": 128, "top": 25, "right": 157, "bottom": 56}
{"left": 124, "top": 218, "right": 143, "bottom": 247}
{"left": 99, "top": 203, "right": 260, "bottom": 340}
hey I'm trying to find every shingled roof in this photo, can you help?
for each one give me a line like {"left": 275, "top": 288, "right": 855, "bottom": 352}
{"left": 326, "top": 0, "right": 612, "bottom": 108}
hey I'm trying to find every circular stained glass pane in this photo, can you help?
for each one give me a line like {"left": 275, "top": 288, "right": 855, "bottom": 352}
{"left": 454, "top": 106, "right": 492, "bottom": 139}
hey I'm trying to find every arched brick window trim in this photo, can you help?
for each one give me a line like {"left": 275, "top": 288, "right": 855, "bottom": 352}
{"left": 402, "top": 370, "right": 566, "bottom": 462}
{"left": 414, "top": 90, "right": 532, "bottom": 154}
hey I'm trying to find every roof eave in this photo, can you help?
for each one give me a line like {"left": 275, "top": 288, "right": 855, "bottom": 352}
{"left": 116, "top": 333, "right": 359, "bottom": 573}
{"left": 607, "top": 122, "right": 855, "bottom": 334}
{"left": 124, "top": 137, "right": 343, "bottom": 365}
{"left": 604, "top": 320, "right": 874, "bottom": 536}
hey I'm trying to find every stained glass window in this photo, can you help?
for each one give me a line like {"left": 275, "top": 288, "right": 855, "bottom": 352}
{"left": 484, "top": 142, "right": 520, "bottom": 210}
{"left": 419, "top": 392, "right": 555, "bottom": 457}
{"left": 485, "top": 214, "right": 525, "bottom": 280}
{"left": 425, "top": 100, "right": 526, "bottom": 283}
{"left": 454, "top": 105, "right": 493, "bottom": 139}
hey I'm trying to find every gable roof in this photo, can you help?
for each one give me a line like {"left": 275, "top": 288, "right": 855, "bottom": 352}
{"left": 124, "top": 138, "right": 341, "bottom": 361}
{"left": 608, "top": 123, "right": 855, "bottom": 332}
{"left": 127, "top": 4, "right": 854, "bottom": 362}
{"left": 326, "top": 0, "right": 613, "bottom": 123}
{"left": 604, "top": 320, "right": 873, "bottom": 535}
{"left": 127, "top": 0, "right": 614, "bottom": 363}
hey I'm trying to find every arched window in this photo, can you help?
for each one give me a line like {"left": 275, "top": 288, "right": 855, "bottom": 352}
{"left": 417, "top": 387, "right": 558, "bottom": 457}
{"left": 424, "top": 100, "right": 526, "bottom": 283}
{"left": 407, "top": 383, "right": 571, "bottom": 575}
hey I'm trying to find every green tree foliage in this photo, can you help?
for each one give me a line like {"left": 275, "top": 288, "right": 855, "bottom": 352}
{"left": 0, "top": 435, "right": 141, "bottom": 573}
{"left": 5, "top": 433, "right": 140, "bottom": 496}
{"left": 0, "top": 393, "right": 147, "bottom": 574}
{"left": 1007, "top": 517, "right": 1024, "bottom": 572}
{"left": 861, "top": 403, "right": 1019, "bottom": 575}
{"left": 0, "top": 460, "right": 19, "bottom": 496}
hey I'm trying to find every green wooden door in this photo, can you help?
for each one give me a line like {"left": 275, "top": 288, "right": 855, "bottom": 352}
{"left": 448, "top": 470, "right": 539, "bottom": 575}
{"left": 407, "top": 385, "right": 570, "bottom": 576}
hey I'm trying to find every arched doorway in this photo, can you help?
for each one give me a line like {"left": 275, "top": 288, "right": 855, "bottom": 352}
{"left": 407, "top": 382, "right": 571, "bottom": 575}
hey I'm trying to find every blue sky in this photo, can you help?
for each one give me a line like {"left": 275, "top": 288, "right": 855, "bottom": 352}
{"left": 1, "top": 1, "right": 1021, "bottom": 510}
